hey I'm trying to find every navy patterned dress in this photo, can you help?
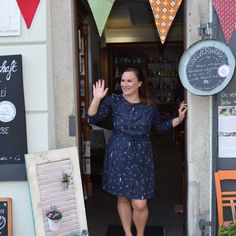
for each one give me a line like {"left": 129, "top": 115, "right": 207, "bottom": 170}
{"left": 88, "top": 94, "right": 172, "bottom": 199}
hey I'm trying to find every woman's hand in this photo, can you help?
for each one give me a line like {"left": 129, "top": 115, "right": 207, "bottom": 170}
{"left": 93, "top": 79, "right": 108, "bottom": 100}
{"left": 178, "top": 101, "right": 188, "bottom": 122}
{"left": 88, "top": 80, "right": 108, "bottom": 116}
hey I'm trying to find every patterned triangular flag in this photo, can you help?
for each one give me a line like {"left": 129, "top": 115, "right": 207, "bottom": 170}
{"left": 87, "top": 0, "right": 115, "bottom": 36}
{"left": 149, "top": 0, "right": 183, "bottom": 44}
{"left": 212, "top": 0, "right": 236, "bottom": 44}
{"left": 16, "top": 0, "right": 40, "bottom": 29}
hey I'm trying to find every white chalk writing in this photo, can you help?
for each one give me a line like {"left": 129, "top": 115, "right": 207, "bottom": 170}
{"left": 0, "top": 215, "right": 6, "bottom": 230}
{"left": 220, "top": 99, "right": 232, "bottom": 106}
{"left": 0, "top": 60, "right": 17, "bottom": 81}
{"left": 220, "top": 92, "right": 228, "bottom": 98}
{"left": 0, "top": 155, "right": 21, "bottom": 161}
{"left": 0, "top": 88, "right": 7, "bottom": 98}
{"left": 188, "top": 47, "right": 227, "bottom": 67}
{"left": 230, "top": 93, "right": 236, "bottom": 98}
{"left": 219, "top": 92, "right": 236, "bottom": 106}
{"left": 0, "top": 127, "right": 9, "bottom": 135}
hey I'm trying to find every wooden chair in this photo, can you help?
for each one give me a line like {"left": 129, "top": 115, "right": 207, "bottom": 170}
{"left": 214, "top": 170, "right": 236, "bottom": 228}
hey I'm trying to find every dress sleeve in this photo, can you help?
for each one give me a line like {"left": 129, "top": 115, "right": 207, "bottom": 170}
{"left": 151, "top": 105, "right": 173, "bottom": 133}
{"left": 87, "top": 95, "right": 113, "bottom": 125}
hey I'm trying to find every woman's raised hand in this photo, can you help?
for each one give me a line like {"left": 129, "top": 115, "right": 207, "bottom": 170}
{"left": 93, "top": 79, "right": 108, "bottom": 100}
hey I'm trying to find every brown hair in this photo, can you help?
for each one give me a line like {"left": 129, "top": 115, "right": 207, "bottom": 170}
{"left": 122, "top": 67, "right": 154, "bottom": 105}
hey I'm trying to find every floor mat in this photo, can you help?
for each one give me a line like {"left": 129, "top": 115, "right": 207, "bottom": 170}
{"left": 105, "top": 225, "right": 164, "bottom": 236}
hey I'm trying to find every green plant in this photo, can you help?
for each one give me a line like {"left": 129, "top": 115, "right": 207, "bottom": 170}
{"left": 219, "top": 223, "right": 236, "bottom": 236}
{"left": 46, "top": 206, "right": 62, "bottom": 221}
{"left": 62, "top": 172, "right": 71, "bottom": 183}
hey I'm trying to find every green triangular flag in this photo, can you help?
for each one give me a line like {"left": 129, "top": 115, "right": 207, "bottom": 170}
{"left": 87, "top": 0, "right": 115, "bottom": 36}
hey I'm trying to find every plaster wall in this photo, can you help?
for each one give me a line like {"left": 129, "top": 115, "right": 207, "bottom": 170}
{"left": 185, "top": 0, "right": 212, "bottom": 235}
{"left": 50, "top": 0, "right": 77, "bottom": 148}
{"left": 0, "top": 1, "right": 55, "bottom": 235}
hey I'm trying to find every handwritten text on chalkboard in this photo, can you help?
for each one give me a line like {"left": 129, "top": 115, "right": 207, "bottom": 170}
{"left": 0, "top": 205, "right": 7, "bottom": 234}
{"left": 186, "top": 47, "right": 228, "bottom": 91}
{"left": 0, "top": 198, "right": 12, "bottom": 236}
{"left": 0, "top": 55, "right": 27, "bottom": 165}
{"left": 0, "top": 60, "right": 18, "bottom": 82}
{"left": 179, "top": 40, "right": 235, "bottom": 96}
{"left": 218, "top": 91, "right": 236, "bottom": 106}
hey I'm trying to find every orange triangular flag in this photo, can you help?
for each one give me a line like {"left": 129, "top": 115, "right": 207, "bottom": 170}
{"left": 149, "top": 0, "right": 183, "bottom": 44}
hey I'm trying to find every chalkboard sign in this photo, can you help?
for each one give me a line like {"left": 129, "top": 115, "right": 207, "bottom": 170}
{"left": 179, "top": 40, "right": 235, "bottom": 95}
{"left": 0, "top": 55, "right": 27, "bottom": 165}
{"left": 0, "top": 198, "right": 12, "bottom": 236}
{"left": 217, "top": 73, "right": 236, "bottom": 107}
{"left": 215, "top": 40, "right": 236, "bottom": 159}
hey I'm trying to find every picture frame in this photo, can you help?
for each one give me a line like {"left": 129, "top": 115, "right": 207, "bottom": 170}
{"left": 25, "top": 147, "right": 88, "bottom": 236}
{"left": 0, "top": 198, "right": 12, "bottom": 236}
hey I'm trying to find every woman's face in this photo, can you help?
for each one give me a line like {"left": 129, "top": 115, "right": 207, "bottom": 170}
{"left": 120, "top": 71, "right": 142, "bottom": 96}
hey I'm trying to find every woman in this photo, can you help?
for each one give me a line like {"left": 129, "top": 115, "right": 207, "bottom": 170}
{"left": 87, "top": 67, "right": 187, "bottom": 236}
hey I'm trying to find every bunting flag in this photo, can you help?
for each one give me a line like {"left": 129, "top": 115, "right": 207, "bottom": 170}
{"left": 87, "top": 0, "right": 115, "bottom": 36}
{"left": 212, "top": 0, "right": 236, "bottom": 44}
{"left": 16, "top": 0, "right": 40, "bottom": 29}
{"left": 149, "top": 0, "right": 182, "bottom": 44}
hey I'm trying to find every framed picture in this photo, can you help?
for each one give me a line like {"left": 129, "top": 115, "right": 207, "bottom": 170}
{"left": 0, "top": 198, "right": 12, "bottom": 236}
{"left": 25, "top": 147, "right": 88, "bottom": 236}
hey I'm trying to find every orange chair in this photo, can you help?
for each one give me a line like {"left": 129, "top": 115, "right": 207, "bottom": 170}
{"left": 214, "top": 170, "right": 236, "bottom": 228}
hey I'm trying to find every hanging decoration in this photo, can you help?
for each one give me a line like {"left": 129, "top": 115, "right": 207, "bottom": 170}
{"left": 149, "top": 0, "right": 182, "bottom": 44}
{"left": 212, "top": 0, "right": 236, "bottom": 44}
{"left": 16, "top": 0, "right": 40, "bottom": 29}
{"left": 87, "top": 0, "right": 115, "bottom": 36}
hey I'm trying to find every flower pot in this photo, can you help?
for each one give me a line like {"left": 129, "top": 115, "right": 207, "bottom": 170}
{"left": 81, "top": 229, "right": 88, "bottom": 236}
{"left": 47, "top": 218, "right": 62, "bottom": 231}
{"left": 62, "top": 181, "right": 69, "bottom": 190}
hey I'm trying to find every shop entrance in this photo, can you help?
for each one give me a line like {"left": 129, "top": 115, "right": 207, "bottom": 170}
{"left": 76, "top": 1, "right": 186, "bottom": 235}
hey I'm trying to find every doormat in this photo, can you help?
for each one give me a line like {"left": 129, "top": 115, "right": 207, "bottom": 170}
{"left": 105, "top": 225, "right": 164, "bottom": 236}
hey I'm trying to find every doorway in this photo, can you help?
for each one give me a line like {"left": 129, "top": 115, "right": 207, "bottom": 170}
{"left": 76, "top": 1, "right": 186, "bottom": 235}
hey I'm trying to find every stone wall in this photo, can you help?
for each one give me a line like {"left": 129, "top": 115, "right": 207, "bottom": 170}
{"left": 50, "top": 0, "right": 77, "bottom": 148}
{"left": 185, "top": 0, "right": 212, "bottom": 235}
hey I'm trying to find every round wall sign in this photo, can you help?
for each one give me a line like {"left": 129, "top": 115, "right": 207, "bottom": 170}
{"left": 0, "top": 101, "right": 16, "bottom": 123}
{"left": 179, "top": 40, "right": 235, "bottom": 95}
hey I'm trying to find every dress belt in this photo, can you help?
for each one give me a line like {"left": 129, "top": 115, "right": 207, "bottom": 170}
{"left": 112, "top": 132, "right": 149, "bottom": 141}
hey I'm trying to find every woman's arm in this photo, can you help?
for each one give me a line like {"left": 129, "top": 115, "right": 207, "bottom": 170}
{"left": 172, "top": 101, "right": 188, "bottom": 127}
{"left": 152, "top": 101, "right": 187, "bottom": 133}
{"left": 88, "top": 79, "right": 108, "bottom": 116}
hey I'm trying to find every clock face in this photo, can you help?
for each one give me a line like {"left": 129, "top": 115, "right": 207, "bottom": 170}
{"left": 179, "top": 40, "right": 235, "bottom": 96}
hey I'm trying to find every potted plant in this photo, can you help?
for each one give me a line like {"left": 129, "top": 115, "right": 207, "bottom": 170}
{"left": 46, "top": 205, "right": 63, "bottom": 231}
{"left": 61, "top": 171, "right": 71, "bottom": 190}
{"left": 81, "top": 229, "right": 88, "bottom": 236}
{"left": 218, "top": 223, "right": 236, "bottom": 235}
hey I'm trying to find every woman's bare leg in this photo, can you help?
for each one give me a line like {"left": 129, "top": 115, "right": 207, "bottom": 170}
{"left": 132, "top": 199, "right": 148, "bottom": 236}
{"left": 117, "top": 196, "right": 133, "bottom": 236}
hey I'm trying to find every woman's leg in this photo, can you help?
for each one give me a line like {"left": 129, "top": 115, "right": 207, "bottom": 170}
{"left": 117, "top": 196, "right": 133, "bottom": 236}
{"left": 131, "top": 199, "right": 148, "bottom": 236}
